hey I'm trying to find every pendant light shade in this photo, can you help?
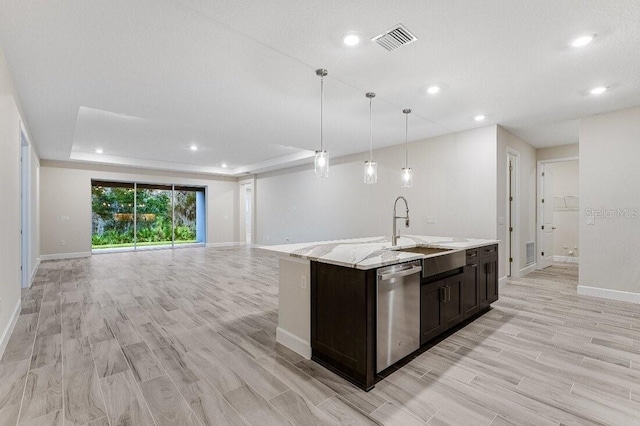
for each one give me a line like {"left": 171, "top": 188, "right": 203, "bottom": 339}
{"left": 402, "top": 109, "right": 413, "bottom": 188}
{"left": 402, "top": 167, "right": 413, "bottom": 187}
{"left": 364, "top": 92, "right": 377, "bottom": 184}
{"left": 315, "top": 68, "right": 329, "bottom": 178}
{"left": 364, "top": 161, "right": 378, "bottom": 184}
{"left": 315, "top": 150, "right": 329, "bottom": 177}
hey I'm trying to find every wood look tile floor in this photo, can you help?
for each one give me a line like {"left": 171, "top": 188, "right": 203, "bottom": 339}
{"left": 1, "top": 247, "right": 640, "bottom": 425}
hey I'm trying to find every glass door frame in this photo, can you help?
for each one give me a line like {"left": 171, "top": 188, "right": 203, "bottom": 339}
{"left": 91, "top": 179, "right": 206, "bottom": 253}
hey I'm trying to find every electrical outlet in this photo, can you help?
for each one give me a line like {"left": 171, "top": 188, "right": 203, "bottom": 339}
{"left": 60, "top": 240, "right": 66, "bottom": 246}
{"left": 300, "top": 275, "right": 307, "bottom": 290}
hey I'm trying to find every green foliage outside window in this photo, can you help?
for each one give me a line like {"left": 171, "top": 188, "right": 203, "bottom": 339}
{"left": 91, "top": 184, "right": 198, "bottom": 248}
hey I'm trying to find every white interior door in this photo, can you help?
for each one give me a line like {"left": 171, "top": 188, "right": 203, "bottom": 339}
{"left": 20, "top": 129, "right": 30, "bottom": 288}
{"left": 245, "top": 186, "right": 252, "bottom": 245}
{"left": 507, "top": 153, "right": 517, "bottom": 277}
{"left": 541, "top": 164, "right": 554, "bottom": 268}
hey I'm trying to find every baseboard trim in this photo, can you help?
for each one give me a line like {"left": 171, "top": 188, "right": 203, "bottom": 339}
{"left": 499, "top": 276, "right": 508, "bottom": 288}
{"left": 520, "top": 263, "right": 537, "bottom": 276}
{"left": 0, "top": 299, "right": 22, "bottom": 360}
{"left": 577, "top": 285, "right": 640, "bottom": 304}
{"left": 553, "top": 255, "right": 579, "bottom": 264}
{"left": 205, "top": 242, "right": 245, "bottom": 248}
{"left": 40, "top": 252, "right": 91, "bottom": 261}
{"left": 29, "top": 258, "right": 41, "bottom": 287}
{"left": 276, "top": 327, "right": 311, "bottom": 360}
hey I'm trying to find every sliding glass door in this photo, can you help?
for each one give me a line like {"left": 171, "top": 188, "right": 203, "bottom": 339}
{"left": 91, "top": 180, "right": 205, "bottom": 251}
{"left": 136, "top": 184, "right": 173, "bottom": 249}
{"left": 174, "top": 186, "right": 205, "bottom": 245}
{"left": 91, "top": 182, "right": 136, "bottom": 249}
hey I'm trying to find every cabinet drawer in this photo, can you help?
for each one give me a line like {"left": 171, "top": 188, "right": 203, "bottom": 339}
{"left": 480, "top": 245, "right": 498, "bottom": 257}
{"left": 465, "top": 249, "right": 478, "bottom": 263}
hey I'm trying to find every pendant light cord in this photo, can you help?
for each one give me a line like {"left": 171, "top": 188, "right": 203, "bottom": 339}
{"left": 369, "top": 97, "right": 373, "bottom": 162}
{"left": 320, "top": 75, "right": 324, "bottom": 152}
{"left": 405, "top": 112, "right": 409, "bottom": 169}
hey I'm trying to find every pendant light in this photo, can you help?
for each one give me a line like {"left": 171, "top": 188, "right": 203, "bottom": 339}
{"left": 314, "top": 69, "right": 329, "bottom": 178}
{"left": 364, "top": 92, "right": 377, "bottom": 184}
{"left": 401, "top": 109, "right": 413, "bottom": 187}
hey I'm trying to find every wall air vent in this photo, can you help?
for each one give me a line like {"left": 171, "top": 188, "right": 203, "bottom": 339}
{"left": 372, "top": 24, "right": 417, "bottom": 51}
{"left": 526, "top": 242, "right": 535, "bottom": 265}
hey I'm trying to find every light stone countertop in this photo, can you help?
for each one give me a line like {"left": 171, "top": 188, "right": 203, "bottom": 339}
{"left": 260, "top": 235, "right": 499, "bottom": 270}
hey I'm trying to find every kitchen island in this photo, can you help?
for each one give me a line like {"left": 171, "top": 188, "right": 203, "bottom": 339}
{"left": 261, "top": 235, "right": 499, "bottom": 390}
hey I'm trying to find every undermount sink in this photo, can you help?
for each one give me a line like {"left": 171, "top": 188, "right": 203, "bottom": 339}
{"left": 392, "top": 246, "right": 465, "bottom": 278}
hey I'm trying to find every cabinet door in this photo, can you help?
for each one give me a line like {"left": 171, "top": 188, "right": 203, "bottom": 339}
{"left": 487, "top": 257, "right": 498, "bottom": 303}
{"left": 442, "top": 275, "right": 464, "bottom": 328}
{"left": 478, "top": 258, "right": 489, "bottom": 307}
{"left": 311, "top": 262, "right": 375, "bottom": 388}
{"left": 462, "top": 264, "right": 479, "bottom": 318}
{"left": 420, "top": 281, "right": 445, "bottom": 345}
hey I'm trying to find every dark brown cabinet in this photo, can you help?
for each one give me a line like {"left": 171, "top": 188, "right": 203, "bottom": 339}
{"left": 467, "top": 244, "right": 499, "bottom": 310}
{"left": 443, "top": 274, "right": 464, "bottom": 328}
{"left": 420, "top": 280, "right": 445, "bottom": 344}
{"left": 311, "top": 243, "right": 498, "bottom": 392}
{"left": 310, "top": 261, "right": 377, "bottom": 390}
{"left": 462, "top": 263, "right": 480, "bottom": 318}
{"left": 420, "top": 273, "right": 464, "bottom": 345}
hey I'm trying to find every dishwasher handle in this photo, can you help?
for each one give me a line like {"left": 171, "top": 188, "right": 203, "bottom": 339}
{"left": 378, "top": 264, "right": 422, "bottom": 281}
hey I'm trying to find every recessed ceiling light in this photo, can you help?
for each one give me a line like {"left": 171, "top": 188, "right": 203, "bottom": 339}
{"left": 474, "top": 115, "right": 486, "bottom": 122}
{"left": 189, "top": 145, "right": 198, "bottom": 151}
{"left": 95, "top": 148, "right": 103, "bottom": 154}
{"left": 590, "top": 86, "right": 607, "bottom": 95}
{"left": 427, "top": 86, "right": 441, "bottom": 94}
{"left": 342, "top": 33, "right": 361, "bottom": 47}
{"left": 571, "top": 35, "right": 594, "bottom": 48}
{"left": 221, "top": 163, "right": 228, "bottom": 168}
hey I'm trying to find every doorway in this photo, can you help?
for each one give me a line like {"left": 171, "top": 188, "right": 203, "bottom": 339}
{"left": 506, "top": 150, "right": 519, "bottom": 278}
{"left": 20, "top": 126, "right": 29, "bottom": 287}
{"left": 537, "top": 158, "right": 579, "bottom": 269}
{"left": 243, "top": 184, "right": 253, "bottom": 245}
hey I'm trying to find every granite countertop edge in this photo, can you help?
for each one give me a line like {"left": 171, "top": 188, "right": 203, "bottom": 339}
{"left": 259, "top": 235, "right": 500, "bottom": 270}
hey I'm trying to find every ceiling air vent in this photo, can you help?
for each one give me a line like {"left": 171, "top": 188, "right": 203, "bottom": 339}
{"left": 372, "top": 24, "right": 417, "bottom": 51}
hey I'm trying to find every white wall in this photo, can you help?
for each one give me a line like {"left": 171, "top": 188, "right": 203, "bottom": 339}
{"left": 40, "top": 161, "right": 238, "bottom": 258}
{"left": 537, "top": 143, "right": 579, "bottom": 161}
{"left": 546, "top": 160, "right": 579, "bottom": 257}
{"left": 579, "top": 106, "right": 640, "bottom": 300}
{"left": 0, "top": 44, "right": 24, "bottom": 354}
{"left": 255, "top": 126, "right": 498, "bottom": 245}
{"left": 497, "top": 126, "right": 537, "bottom": 279}
{"left": 23, "top": 142, "right": 41, "bottom": 284}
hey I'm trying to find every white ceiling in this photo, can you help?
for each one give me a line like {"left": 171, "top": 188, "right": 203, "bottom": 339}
{"left": 1, "top": 0, "right": 639, "bottom": 175}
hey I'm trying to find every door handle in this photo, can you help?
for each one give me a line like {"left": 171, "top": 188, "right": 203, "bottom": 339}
{"left": 440, "top": 287, "right": 446, "bottom": 302}
{"left": 485, "top": 262, "right": 493, "bottom": 274}
{"left": 446, "top": 286, "right": 451, "bottom": 302}
{"left": 552, "top": 227, "right": 556, "bottom": 230}
{"left": 378, "top": 265, "right": 422, "bottom": 281}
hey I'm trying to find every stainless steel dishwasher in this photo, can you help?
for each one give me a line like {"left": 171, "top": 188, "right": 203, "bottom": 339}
{"left": 377, "top": 260, "right": 422, "bottom": 372}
